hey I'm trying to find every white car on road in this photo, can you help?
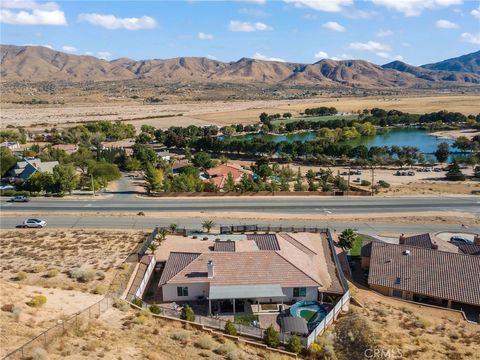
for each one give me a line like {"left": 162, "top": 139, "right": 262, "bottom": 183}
{"left": 22, "top": 219, "right": 47, "bottom": 228}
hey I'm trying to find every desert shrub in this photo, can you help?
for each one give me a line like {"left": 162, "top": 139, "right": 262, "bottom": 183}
{"left": 226, "top": 352, "right": 238, "bottom": 360}
{"left": 69, "top": 267, "right": 95, "bottom": 282}
{"left": 131, "top": 298, "right": 143, "bottom": 307}
{"left": 195, "top": 335, "right": 214, "bottom": 350}
{"left": 33, "top": 264, "right": 45, "bottom": 273}
{"left": 308, "top": 342, "right": 322, "bottom": 355}
{"left": 31, "top": 347, "right": 48, "bottom": 360}
{"left": 414, "top": 318, "right": 431, "bottom": 329}
{"left": 149, "top": 304, "right": 162, "bottom": 314}
{"left": 378, "top": 180, "right": 390, "bottom": 188}
{"left": 202, "top": 236, "right": 209, "bottom": 241}
{"left": 113, "top": 299, "right": 130, "bottom": 312}
{"left": 135, "top": 314, "right": 148, "bottom": 324}
{"left": 288, "top": 335, "right": 303, "bottom": 354}
{"left": 28, "top": 295, "right": 47, "bottom": 307}
{"left": 92, "top": 285, "right": 107, "bottom": 295}
{"left": 12, "top": 306, "right": 23, "bottom": 322}
{"left": 17, "top": 271, "right": 27, "bottom": 281}
{"left": 180, "top": 305, "right": 195, "bottom": 321}
{"left": 1, "top": 304, "right": 14, "bottom": 312}
{"left": 171, "top": 331, "right": 189, "bottom": 342}
{"left": 224, "top": 320, "right": 237, "bottom": 336}
{"left": 361, "top": 180, "right": 371, "bottom": 186}
{"left": 215, "top": 341, "right": 236, "bottom": 355}
{"left": 45, "top": 269, "right": 59, "bottom": 278}
{"left": 263, "top": 325, "right": 279, "bottom": 348}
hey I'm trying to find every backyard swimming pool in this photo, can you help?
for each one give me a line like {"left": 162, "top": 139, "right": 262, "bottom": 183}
{"left": 289, "top": 300, "right": 327, "bottom": 330}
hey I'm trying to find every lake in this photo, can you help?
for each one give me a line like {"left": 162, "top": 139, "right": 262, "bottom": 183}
{"left": 242, "top": 128, "right": 456, "bottom": 155}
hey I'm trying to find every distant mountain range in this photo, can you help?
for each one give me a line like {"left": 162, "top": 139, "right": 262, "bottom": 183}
{"left": 1, "top": 44, "right": 479, "bottom": 89}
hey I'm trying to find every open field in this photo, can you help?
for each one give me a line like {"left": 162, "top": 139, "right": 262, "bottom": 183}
{"left": 0, "top": 229, "right": 148, "bottom": 293}
{"left": 1, "top": 94, "right": 479, "bottom": 129}
{"left": 345, "top": 284, "right": 480, "bottom": 360}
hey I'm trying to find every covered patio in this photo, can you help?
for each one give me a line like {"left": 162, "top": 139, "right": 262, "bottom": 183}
{"left": 208, "top": 284, "right": 286, "bottom": 315}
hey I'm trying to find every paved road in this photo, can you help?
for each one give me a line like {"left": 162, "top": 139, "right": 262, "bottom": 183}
{"left": 1, "top": 195, "right": 479, "bottom": 215}
{"left": 1, "top": 214, "right": 478, "bottom": 237}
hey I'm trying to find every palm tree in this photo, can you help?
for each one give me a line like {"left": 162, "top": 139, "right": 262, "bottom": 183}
{"left": 169, "top": 223, "right": 178, "bottom": 233}
{"left": 148, "top": 242, "right": 158, "bottom": 253}
{"left": 157, "top": 228, "right": 168, "bottom": 243}
{"left": 201, "top": 220, "right": 216, "bottom": 233}
{"left": 338, "top": 228, "right": 357, "bottom": 251}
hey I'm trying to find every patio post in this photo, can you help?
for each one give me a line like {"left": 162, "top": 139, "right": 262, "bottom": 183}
{"left": 233, "top": 298, "right": 235, "bottom": 315}
{"left": 208, "top": 298, "right": 211, "bottom": 315}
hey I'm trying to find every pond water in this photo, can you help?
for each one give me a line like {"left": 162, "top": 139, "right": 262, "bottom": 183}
{"left": 242, "top": 128, "right": 456, "bottom": 155}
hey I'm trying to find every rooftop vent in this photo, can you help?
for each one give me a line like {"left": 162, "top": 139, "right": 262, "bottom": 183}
{"left": 207, "top": 259, "right": 214, "bottom": 279}
{"left": 403, "top": 250, "right": 411, "bottom": 256}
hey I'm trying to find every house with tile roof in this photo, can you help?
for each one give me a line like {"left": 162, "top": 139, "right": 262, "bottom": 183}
{"left": 362, "top": 241, "right": 480, "bottom": 316}
{"left": 156, "top": 232, "right": 344, "bottom": 315}
{"left": 205, "top": 164, "right": 251, "bottom": 189}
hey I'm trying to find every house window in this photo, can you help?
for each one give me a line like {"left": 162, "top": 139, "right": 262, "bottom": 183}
{"left": 293, "top": 287, "right": 307, "bottom": 297}
{"left": 177, "top": 286, "right": 188, "bottom": 297}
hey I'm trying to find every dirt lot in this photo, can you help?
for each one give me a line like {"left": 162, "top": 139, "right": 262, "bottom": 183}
{"left": 347, "top": 284, "right": 480, "bottom": 360}
{"left": 0, "top": 229, "right": 148, "bottom": 293}
{"left": 1, "top": 94, "right": 479, "bottom": 129}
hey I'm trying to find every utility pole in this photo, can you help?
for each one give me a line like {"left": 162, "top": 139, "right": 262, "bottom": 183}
{"left": 91, "top": 174, "right": 95, "bottom": 197}
{"left": 347, "top": 163, "right": 351, "bottom": 196}
{"left": 371, "top": 165, "right": 375, "bottom": 196}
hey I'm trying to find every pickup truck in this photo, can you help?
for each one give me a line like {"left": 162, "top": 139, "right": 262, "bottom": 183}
{"left": 8, "top": 196, "right": 30, "bottom": 202}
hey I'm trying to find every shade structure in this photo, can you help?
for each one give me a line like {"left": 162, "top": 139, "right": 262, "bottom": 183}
{"left": 280, "top": 316, "right": 309, "bottom": 335}
{"left": 208, "top": 284, "right": 285, "bottom": 300}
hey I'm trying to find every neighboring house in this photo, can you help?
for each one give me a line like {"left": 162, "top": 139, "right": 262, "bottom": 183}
{"left": 10, "top": 157, "right": 59, "bottom": 181}
{"left": 363, "top": 241, "right": 480, "bottom": 312}
{"left": 157, "top": 151, "right": 172, "bottom": 161}
{"left": 157, "top": 232, "right": 344, "bottom": 314}
{"left": 51, "top": 144, "right": 79, "bottom": 155}
{"left": 205, "top": 164, "right": 250, "bottom": 189}
{"left": 171, "top": 159, "right": 190, "bottom": 174}
{"left": 0, "top": 141, "right": 20, "bottom": 151}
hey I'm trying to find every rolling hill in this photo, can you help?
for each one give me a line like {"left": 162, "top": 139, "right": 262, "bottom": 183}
{"left": 1, "top": 44, "right": 480, "bottom": 88}
{"left": 421, "top": 51, "right": 480, "bottom": 74}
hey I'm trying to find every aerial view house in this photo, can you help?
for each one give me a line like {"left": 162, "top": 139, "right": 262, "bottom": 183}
{"left": 362, "top": 241, "right": 480, "bottom": 320}
{"left": 51, "top": 144, "right": 79, "bottom": 155}
{"left": 205, "top": 164, "right": 251, "bottom": 189}
{"left": 10, "top": 157, "right": 59, "bottom": 182}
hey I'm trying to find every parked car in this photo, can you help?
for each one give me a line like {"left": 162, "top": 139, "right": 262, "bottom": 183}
{"left": 0, "top": 184, "right": 14, "bottom": 191}
{"left": 449, "top": 236, "right": 472, "bottom": 245}
{"left": 21, "top": 219, "right": 47, "bottom": 228}
{"left": 407, "top": 171, "right": 415, "bottom": 176}
{"left": 8, "top": 195, "right": 30, "bottom": 202}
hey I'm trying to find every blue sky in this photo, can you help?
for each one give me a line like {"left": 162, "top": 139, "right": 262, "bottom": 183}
{"left": 1, "top": 0, "right": 479, "bottom": 65}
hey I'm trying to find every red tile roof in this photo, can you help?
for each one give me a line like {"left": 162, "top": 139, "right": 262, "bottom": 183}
{"left": 158, "top": 252, "right": 200, "bottom": 285}
{"left": 368, "top": 242, "right": 480, "bottom": 306}
{"left": 246, "top": 234, "right": 280, "bottom": 250}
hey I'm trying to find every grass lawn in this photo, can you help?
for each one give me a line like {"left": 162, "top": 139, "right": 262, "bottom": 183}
{"left": 272, "top": 114, "right": 358, "bottom": 124}
{"left": 349, "top": 233, "right": 377, "bottom": 257}
{"left": 234, "top": 314, "right": 259, "bottom": 325}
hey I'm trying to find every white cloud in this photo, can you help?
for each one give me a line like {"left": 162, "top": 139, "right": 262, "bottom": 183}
{"left": 229, "top": 20, "right": 272, "bottom": 32}
{"left": 97, "top": 51, "right": 112, "bottom": 60}
{"left": 371, "top": 0, "right": 463, "bottom": 17}
{"left": 376, "top": 52, "right": 404, "bottom": 61}
{"left": 23, "top": 43, "right": 53, "bottom": 49}
{"left": 461, "top": 32, "right": 480, "bottom": 44}
{"left": 314, "top": 51, "right": 329, "bottom": 59}
{"left": 253, "top": 52, "right": 285, "bottom": 62}
{"left": 349, "top": 41, "right": 390, "bottom": 52}
{"left": 198, "top": 32, "right": 213, "bottom": 40}
{"left": 238, "top": 8, "right": 270, "bottom": 17}
{"left": 0, "top": 0, "right": 66, "bottom": 26}
{"left": 435, "top": 19, "right": 459, "bottom": 29}
{"left": 237, "top": 0, "right": 266, "bottom": 4}
{"left": 283, "top": 0, "right": 353, "bottom": 12}
{"left": 322, "top": 21, "right": 345, "bottom": 32}
{"left": 62, "top": 45, "right": 77, "bottom": 52}
{"left": 375, "top": 29, "right": 393, "bottom": 37}
{"left": 344, "top": 9, "right": 378, "bottom": 19}
{"left": 471, "top": 7, "right": 480, "bottom": 18}
{"left": 78, "top": 13, "right": 157, "bottom": 30}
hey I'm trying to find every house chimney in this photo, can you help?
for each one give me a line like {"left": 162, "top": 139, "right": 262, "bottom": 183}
{"left": 399, "top": 234, "right": 406, "bottom": 245}
{"left": 207, "top": 259, "right": 215, "bottom": 279}
{"left": 431, "top": 242, "right": 439, "bottom": 250}
{"left": 474, "top": 234, "right": 480, "bottom": 246}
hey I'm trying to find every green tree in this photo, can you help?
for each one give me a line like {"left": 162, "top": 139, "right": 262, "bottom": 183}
{"left": 223, "top": 172, "right": 236, "bottom": 192}
{"left": 263, "top": 325, "right": 279, "bottom": 348}
{"left": 169, "top": 223, "right": 178, "bottom": 233}
{"left": 294, "top": 179, "right": 306, "bottom": 191}
{"left": 148, "top": 242, "right": 158, "bottom": 253}
{"left": 125, "top": 157, "right": 142, "bottom": 171}
{"left": 434, "top": 142, "right": 450, "bottom": 163}
{"left": 87, "top": 161, "right": 121, "bottom": 187}
{"left": 288, "top": 335, "right": 303, "bottom": 354}
{"left": 0, "top": 147, "right": 17, "bottom": 177}
{"left": 453, "top": 136, "right": 471, "bottom": 153}
{"left": 25, "top": 172, "right": 54, "bottom": 193}
{"left": 224, "top": 320, "right": 237, "bottom": 336}
{"left": 71, "top": 147, "right": 95, "bottom": 173}
{"left": 280, "top": 177, "right": 290, "bottom": 191}
{"left": 52, "top": 164, "right": 79, "bottom": 194}
{"left": 192, "top": 152, "right": 212, "bottom": 170}
{"left": 202, "top": 220, "right": 216, "bottom": 233}
{"left": 445, "top": 161, "right": 466, "bottom": 181}
{"left": 144, "top": 163, "right": 164, "bottom": 193}
{"left": 180, "top": 305, "right": 195, "bottom": 321}
{"left": 338, "top": 228, "right": 357, "bottom": 250}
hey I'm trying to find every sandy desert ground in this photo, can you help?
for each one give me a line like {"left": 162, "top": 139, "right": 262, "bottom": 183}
{"left": 1, "top": 94, "right": 479, "bottom": 129}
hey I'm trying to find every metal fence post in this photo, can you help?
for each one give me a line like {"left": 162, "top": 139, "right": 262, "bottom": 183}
{"left": 43, "top": 332, "right": 47, "bottom": 348}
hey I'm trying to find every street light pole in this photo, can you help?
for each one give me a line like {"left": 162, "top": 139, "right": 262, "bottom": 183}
{"left": 91, "top": 174, "right": 95, "bottom": 197}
